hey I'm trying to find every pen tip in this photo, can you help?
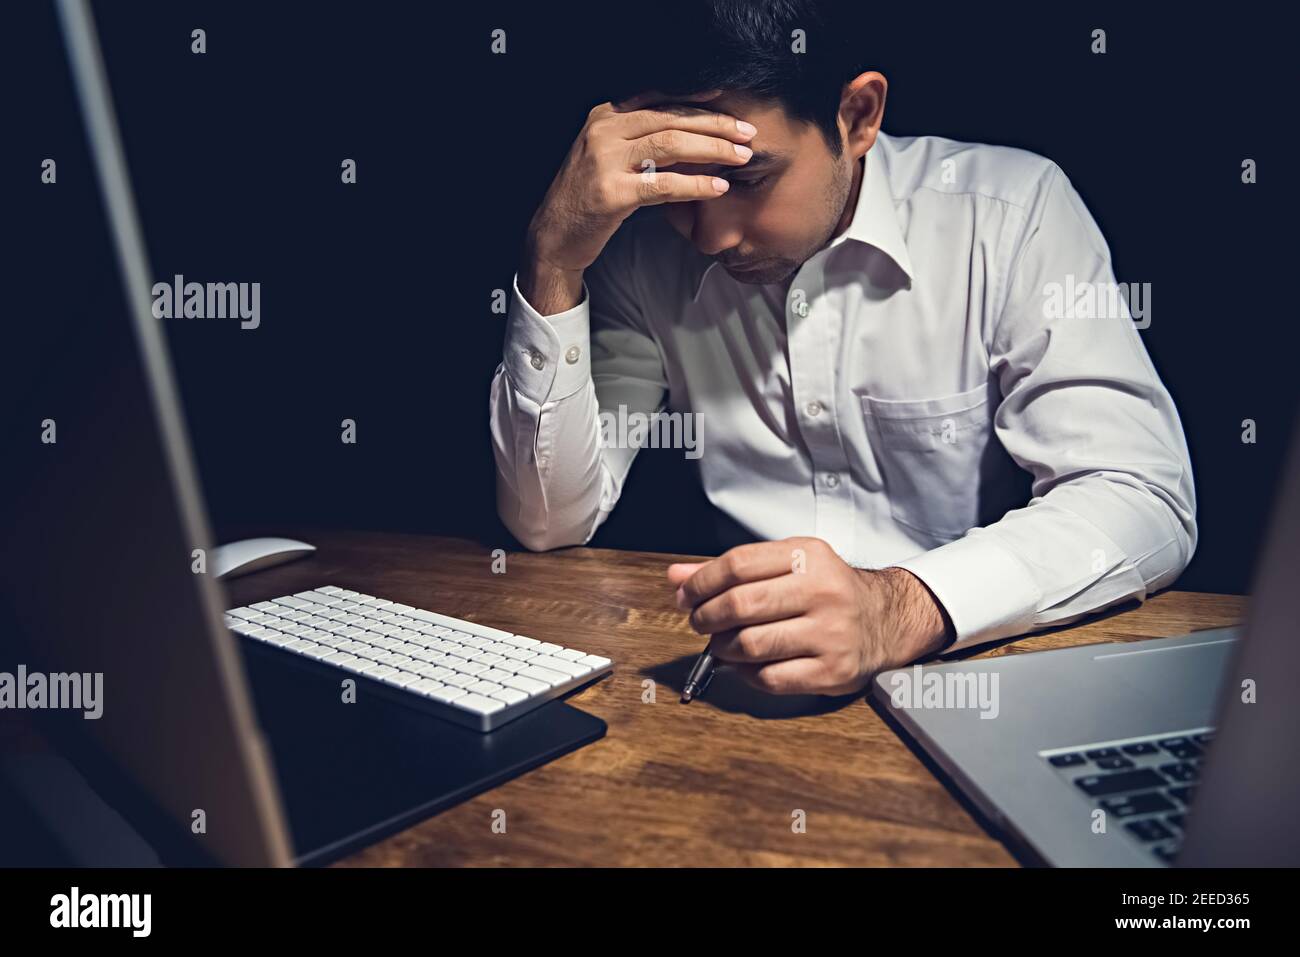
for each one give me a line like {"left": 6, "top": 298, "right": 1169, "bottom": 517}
{"left": 680, "top": 690, "right": 693, "bottom": 703}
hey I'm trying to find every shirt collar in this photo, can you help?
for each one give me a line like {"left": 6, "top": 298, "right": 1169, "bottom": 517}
{"left": 691, "top": 142, "right": 914, "bottom": 301}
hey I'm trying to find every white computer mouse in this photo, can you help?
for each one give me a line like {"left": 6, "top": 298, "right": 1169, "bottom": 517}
{"left": 211, "top": 537, "right": 316, "bottom": 580}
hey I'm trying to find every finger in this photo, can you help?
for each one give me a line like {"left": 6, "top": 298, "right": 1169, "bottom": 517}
{"left": 614, "top": 106, "right": 757, "bottom": 144}
{"left": 627, "top": 128, "right": 753, "bottom": 175}
{"left": 666, "top": 562, "right": 705, "bottom": 586}
{"left": 689, "top": 575, "right": 810, "bottom": 635}
{"left": 679, "top": 541, "right": 801, "bottom": 609}
{"left": 611, "top": 87, "right": 724, "bottom": 111}
{"left": 631, "top": 169, "right": 732, "bottom": 206}
{"left": 707, "top": 621, "right": 819, "bottom": 664}
{"left": 731, "top": 657, "right": 828, "bottom": 696}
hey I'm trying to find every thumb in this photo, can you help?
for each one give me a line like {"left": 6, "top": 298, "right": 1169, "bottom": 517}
{"left": 666, "top": 561, "right": 705, "bottom": 586}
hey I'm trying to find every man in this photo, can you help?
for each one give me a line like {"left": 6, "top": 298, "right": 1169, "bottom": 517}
{"left": 490, "top": 1, "right": 1195, "bottom": 696}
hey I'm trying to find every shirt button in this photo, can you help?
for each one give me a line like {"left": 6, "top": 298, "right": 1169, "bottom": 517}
{"left": 824, "top": 473, "right": 840, "bottom": 488}
{"left": 805, "top": 401, "right": 822, "bottom": 418}
{"left": 564, "top": 345, "right": 581, "bottom": 364}
{"left": 529, "top": 352, "right": 545, "bottom": 371}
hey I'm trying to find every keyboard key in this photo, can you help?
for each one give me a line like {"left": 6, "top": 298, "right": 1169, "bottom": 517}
{"left": 577, "top": 654, "right": 611, "bottom": 669}
{"left": 502, "top": 674, "right": 549, "bottom": 695}
{"left": 251, "top": 602, "right": 280, "bottom": 613}
{"left": 1096, "top": 756, "right": 1135, "bottom": 771}
{"left": 1099, "top": 791, "right": 1176, "bottom": 818}
{"left": 519, "top": 664, "right": 570, "bottom": 687}
{"left": 488, "top": 687, "right": 529, "bottom": 706}
{"left": 1075, "top": 769, "right": 1167, "bottom": 797}
{"left": 1125, "top": 819, "right": 1174, "bottom": 842}
{"left": 409, "top": 678, "right": 445, "bottom": 696}
{"left": 1165, "top": 813, "right": 1186, "bottom": 831}
{"left": 529, "top": 654, "right": 593, "bottom": 678}
{"left": 382, "top": 670, "right": 421, "bottom": 689}
{"left": 1158, "top": 738, "right": 1203, "bottom": 760}
{"left": 366, "top": 665, "right": 398, "bottom": 681}
{"left": 323, "top": 652, "right": 359, "bottom": 667}
{"left": 1167, "top": 785, "right": 1196, "bottom": 806}
{"left": 1085, "top": 748, "right": 1120, "bottom": 760}
{"left": 1193, "top": 732, "right": 1214, "bottom": 747}
{"left": 1121, "top": 742, "right": 1159, "bottom": 756}
{"left": 316, "top": 586, "right": 344, "bottom": 595}
{"left": 550, "top": 648, "right": 587, "bottom": 662}
{"left": 228, "top": 607, "right": 259, "bottom": 620}
{"left": 443, "top": 673, "right": 476, "bottom": 688}
{"left": 1159, "top": 762, "right": 1199, "bottom": 783}
{"left": 273, "top": 596, "right": 311, "bottom": 610}
{"left": 466, "top": 680, "right": 505, "bottom": 696}
{"left": 426, "top": 685, "right": 468, "bottom": 704}
{"left": 1152, "top": 844, "right": 1180, "bottom": 863}
{"left": 1049, "top": 752, "right": 1086, "bottom": 768}
{"left": 503, "top": 635, "right": 542, "bottom": 649}
{"left": 456, "top": 693, "right": 506, "bottom": 715}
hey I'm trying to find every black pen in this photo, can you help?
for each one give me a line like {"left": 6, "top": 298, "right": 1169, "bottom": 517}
{"left": 681, "top": 647, "right": 716, "bottom": 703}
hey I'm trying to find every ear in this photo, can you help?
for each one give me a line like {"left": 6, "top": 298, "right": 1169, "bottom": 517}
{"left": 837, "top": 72, "right": 888, "bottom": 160}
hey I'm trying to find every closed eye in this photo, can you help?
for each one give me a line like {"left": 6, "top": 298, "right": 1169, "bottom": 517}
{"left": 729, "top": 174, "right": 770, "bottom": 191}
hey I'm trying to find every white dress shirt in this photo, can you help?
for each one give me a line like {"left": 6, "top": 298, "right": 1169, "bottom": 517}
{"left": 490, "top": 131, "right": 1196, "bottom": 653}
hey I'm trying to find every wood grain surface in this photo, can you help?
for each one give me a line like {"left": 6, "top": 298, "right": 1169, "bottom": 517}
{"left": 224, "top": 528, "right": 1248, "bottom": 867}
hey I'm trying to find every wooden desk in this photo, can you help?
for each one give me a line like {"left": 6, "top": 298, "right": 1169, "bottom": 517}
{"left": 225, "top": 529, "right": 1247, "bottom": 867}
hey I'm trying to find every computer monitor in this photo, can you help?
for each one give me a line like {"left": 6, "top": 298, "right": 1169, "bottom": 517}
{"left": 0, "top": 0, "right": 291, "bottom": 867}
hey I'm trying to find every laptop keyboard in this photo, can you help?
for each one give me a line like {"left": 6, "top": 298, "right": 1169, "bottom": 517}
{"left": 225, "top": 586, "right": 612, "bottom": 732}
{"left": 1041, "top": 728, "right": 1213, "bottom": 863}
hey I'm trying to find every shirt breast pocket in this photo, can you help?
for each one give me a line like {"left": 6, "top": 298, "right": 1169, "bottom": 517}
{"left": 860, "top": 383, "right": 995, "bottom": 541}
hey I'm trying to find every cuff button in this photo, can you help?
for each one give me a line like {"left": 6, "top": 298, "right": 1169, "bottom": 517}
{"left": 564, "top": 345, "right": 581, "bottom": 364}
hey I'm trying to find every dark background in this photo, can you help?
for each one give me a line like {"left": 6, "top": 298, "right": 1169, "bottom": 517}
{"left": 9, "top": 1, "right": 1295, "bottom": 594}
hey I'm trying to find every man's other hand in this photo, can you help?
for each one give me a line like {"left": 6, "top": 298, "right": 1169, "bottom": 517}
{"left": 667, "top": 538, "right": 954, "bottom": 696}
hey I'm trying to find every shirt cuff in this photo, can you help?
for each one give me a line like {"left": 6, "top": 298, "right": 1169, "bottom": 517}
{"left": 891, "top": 531, "right": 1043, "bottom": 653}
{"left": 502, "top": 272, "right": 592, "bottom": 406}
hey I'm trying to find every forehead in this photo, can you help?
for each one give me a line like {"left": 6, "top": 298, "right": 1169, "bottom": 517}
{"left": 710, "top": 93, "right": 802, "bottom": 142}
{"left": 663, "top": 91, "right": 811, "bottom": 149}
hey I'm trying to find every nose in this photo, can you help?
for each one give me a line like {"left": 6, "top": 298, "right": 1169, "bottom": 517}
{"left": 685, "top": 195, "right": 744, "bottom": 258}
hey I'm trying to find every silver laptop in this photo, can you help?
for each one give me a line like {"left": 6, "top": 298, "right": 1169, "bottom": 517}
{"left": 872, "top": 421, "right": 1300, "bottom": 866}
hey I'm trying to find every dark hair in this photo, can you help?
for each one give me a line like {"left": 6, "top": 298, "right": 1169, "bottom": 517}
{"left": 606, "top": 0, "right": 869, "bottom": 156}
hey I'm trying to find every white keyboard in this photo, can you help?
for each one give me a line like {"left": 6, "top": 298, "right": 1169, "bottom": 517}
{"left": 225, "top": 586, "right": 612, "bottom": 731}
